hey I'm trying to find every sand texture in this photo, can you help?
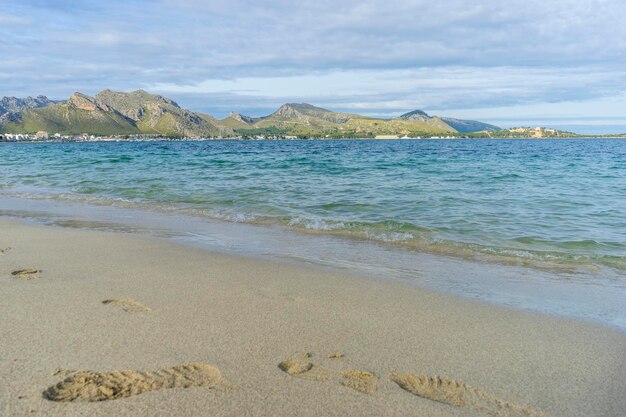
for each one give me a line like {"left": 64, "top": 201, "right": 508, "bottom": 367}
{"left": 278, "top": 353, "right": 316, "bottom": 377}
{"left": 391, "top": 372, "right": 546, "bottom": 417}
{"left": 342, "top": 370, "right": 378, "bottom": 395}
{"left": 102, "top": 298, "right": 151, "bottom": 313}
{"left": 45, "top": 364, "right": 224, "bottom": 402}
{"left": 0, "top": 219, "right": 624, "bottom": 417}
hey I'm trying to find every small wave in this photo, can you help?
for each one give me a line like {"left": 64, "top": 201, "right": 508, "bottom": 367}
{"left": 491, "top": 173, "right": 522, "bottom": 180}
{"left": 287, "top": 217, "right": 347, "bottom": 231}
{"left": 283, "top": 219, "right": 626, "bottom": 274}
{"left": 1, "top": 189, "right": 624, "bottom": 275}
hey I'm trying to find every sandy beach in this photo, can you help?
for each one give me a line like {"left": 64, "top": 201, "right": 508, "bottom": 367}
{"left": 0, "top": 219, "right": 624, "bottom": 417}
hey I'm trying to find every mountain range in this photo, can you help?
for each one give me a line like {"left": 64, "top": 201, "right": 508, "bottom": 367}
{"left": 0, "top": 89, "right": 500, "bottom": 137}
{"left": 0, "top": 95, "right": 57, "bottom": 126}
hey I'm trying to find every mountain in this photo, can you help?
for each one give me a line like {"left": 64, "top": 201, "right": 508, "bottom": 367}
{"left": 94, "top": 89, "right": 229, "bottom": 137}
{"left": 0, "top": 95, "right": 56, "bottom": 125}
{"left": 2, "top": 92, "right": 140, "bottom": 135}
{"left": 219, "top": 112, "right": 262, "bottom": 129}
{"left": 267, "top": 103, "right": 353, "bottom": 123}
{"left": 398, "top": 109, "right": 430, "bottom": 121}
{"left": 236, "top": 103, "right": 458, "bottom": 137}
{"left": 438, "top": 117, "right": 500, "bottom": 133}
{"left": 0, "top": 90, "right": 501, "bottom": 138}
{"left": 1, "top": 90, "right": 232, "bottom": 137}
{"left": 398, "top": 110, "right": 500, "bottom": 132}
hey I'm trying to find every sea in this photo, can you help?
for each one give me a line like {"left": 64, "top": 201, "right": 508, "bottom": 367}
{"left": 1, "top": 139, "right": 624, "bottom": 328}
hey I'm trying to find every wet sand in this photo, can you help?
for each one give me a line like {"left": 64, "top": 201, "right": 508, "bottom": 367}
{"left": 0, "top": 219, "right": 624, "bottom": 416}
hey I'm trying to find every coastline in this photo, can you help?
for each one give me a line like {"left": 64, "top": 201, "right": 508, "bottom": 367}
{"left": 1, "top": 193, "right": 624, "bottom": 331}
{"left": 1, "top": 219, "right": 624, "bottom": 416}
{"left": 3, "top": 136, "right": 626, "bottom": 143}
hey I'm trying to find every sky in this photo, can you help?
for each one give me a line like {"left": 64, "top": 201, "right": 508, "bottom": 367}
{"left": 1, "top": 0, "right": 625, "bottom": 133}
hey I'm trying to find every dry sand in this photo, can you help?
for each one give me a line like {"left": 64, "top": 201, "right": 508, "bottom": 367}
{"left": 0, "top": 219, "right": 624, "bottom": 417}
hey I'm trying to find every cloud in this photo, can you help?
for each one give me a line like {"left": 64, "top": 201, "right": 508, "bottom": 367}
{"left": 1, "top": 0, "right": 625, "bottom": 132}
{"left": 0, "top": 14, "right": 30, "bottom": 25}
{"left": 146, "top": 66, "right": 626, "bottom": 115}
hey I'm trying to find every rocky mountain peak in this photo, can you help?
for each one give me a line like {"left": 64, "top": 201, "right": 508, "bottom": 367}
{"left": 399, "top": 109, "right": 431, "bottom": 121}
{"left": 131, "top": 89, "right": 180, "bottom": 108}
{"left": 0, "top": 95, "right": 55, "bottom": 113}
{"left": 275, "top": 103, "right": 304, "bottom": 118}
{"left": 228, "top": 112, "right": 256, "bottom": 124}
{"left": 68, "top": 92, "right": 109, "bottom": 112}
{"left": 274, "top": 103, "right": 335, "bottom": 118}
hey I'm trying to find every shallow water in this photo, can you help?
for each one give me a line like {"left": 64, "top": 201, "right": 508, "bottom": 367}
{"left": 0, "top": 139, "right": 625, "bottom": 327}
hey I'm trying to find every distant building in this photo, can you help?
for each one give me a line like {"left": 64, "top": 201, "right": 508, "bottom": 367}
{"left": 35, "top": 131, "right": 49, "bottom": 140}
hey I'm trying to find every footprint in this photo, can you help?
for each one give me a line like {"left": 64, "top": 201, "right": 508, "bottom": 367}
{"left": 11, "top": 269, "right": 41, "bottom": 280}
{"left": 102, "top": 298, "right": 151, "bottom": 313}
{"left": 0, "top": 247, "right": 12, "bottom": 254}
{"left": 278, "top": 353, "right": 326, "bottom": 380}
{"left": 279, "top": 352, "right": 377, "bottom": 394}
{"left": 44, "top": 364, "right": 226, "bottom": 402}
{"left": 390, "top": 371, "right": 547, "bottom": 417}
{"left": 342, "top": 370, "right": 377, "bottom": 394}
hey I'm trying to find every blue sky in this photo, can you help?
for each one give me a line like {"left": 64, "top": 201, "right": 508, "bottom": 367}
{"left": 1, "top": 0, "right": 625, "bottom": 133}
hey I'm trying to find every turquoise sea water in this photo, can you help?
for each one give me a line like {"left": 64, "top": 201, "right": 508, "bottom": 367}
{"left": 0, "top": 139, "right": 625, "bottom": 326}
{"left": 1, "top": 139, "right": 624, "bottom": 271}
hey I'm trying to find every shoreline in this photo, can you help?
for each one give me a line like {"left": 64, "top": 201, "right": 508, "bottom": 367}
{"left": 1, "top": 219, "right": 625, "bottom": 416}
{"left": 2, "top": 137, "right": 626, "bottom": 143}
{"left": 1, "top": 194, "right": 625, "bottom": 331}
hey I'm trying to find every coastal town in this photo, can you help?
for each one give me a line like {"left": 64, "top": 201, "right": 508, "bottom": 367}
{"left": 0, "top": 132, "right": 201, "bottom": 142}
{"left": 0, "top": 133, "right": 314, "bottom": 142}
{"left": 0, "top": 132, "right": 276, "bottom": 142}
{"left": 0, "top": 129, "right": 588, "bottom": 142}
{"left": 0, "top": 131, "right": 85, "bottom": 141}
{"left": 0, "top": 131, "right": 460, "bottom": 142}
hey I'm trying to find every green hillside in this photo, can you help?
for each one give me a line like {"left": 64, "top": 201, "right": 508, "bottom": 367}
{"left": 3, "top": 90, "right": 233, "bottom": 137}
{"left": 227, "top": 103, "right": 458, "bottom": 137}
{"left": 0, "top": 90, "right": 505, "bottom": 138}
{"left": 3, "top": 94, "right": 139, "bottom": 135}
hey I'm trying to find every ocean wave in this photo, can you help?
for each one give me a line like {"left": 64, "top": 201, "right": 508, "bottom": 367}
{"left": 0, "top": 187, "right": 624, "bottom": 275}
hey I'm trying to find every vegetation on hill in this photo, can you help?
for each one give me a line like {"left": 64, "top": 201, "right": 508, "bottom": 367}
{"left": 2, "top": 90, "right": 232, "bottom": 137}
{"left": 398, "top": 109, "right": 500, "bottom": 132}
{"left": 472, "top": 127, "right": 579, "bottom": 138}
{"left": 439, "top": 117, "right": 500, "bottom": 133}
{"left": 0, "top": 95, "right": 56, "bottom": 126}
{"left": 1, "top": 89, "right": 589, "bottom": 139}
{"left": 225, "top": 103, "right": 462, "bottom": 137}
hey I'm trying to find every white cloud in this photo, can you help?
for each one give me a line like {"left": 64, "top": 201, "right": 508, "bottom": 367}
{"left": 2, "top": 0, "right": 626, "bottom": 132}
{"left": 147, "top": 66, "right": 626, "bottom": 111}
{"left": 0, "top": 14, "right": 29, "bottom": 25}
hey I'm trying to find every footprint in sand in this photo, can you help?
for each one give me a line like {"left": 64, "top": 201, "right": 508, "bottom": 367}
{"left": 390, "top": 371, "right": 548, "bottom": 417}
{"left": 278, "top": 353, "right": 322, "bottom": 378}
{"left": 341, "top": 370, "right": 377, "bottom": 395}
{"left": 102, "top": 298, "right": 151, "bottom": 313}
{"left": 278, "top": 352, "right": 378, "bottom": 395}
{"left": 44, "top": 364, "right": 227, "bottom": 402}
{"left": 0, "top": 247, "right": 12, "bottom": 254}
{"left": 11, "top": 269, "right": 41, "bottom": 280}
